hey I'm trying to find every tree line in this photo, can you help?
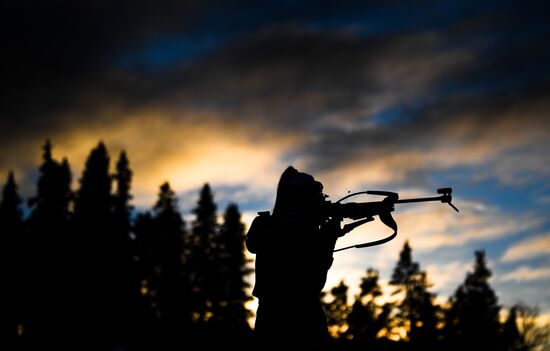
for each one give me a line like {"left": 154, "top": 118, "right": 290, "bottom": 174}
{"left": 0, "top": 141, "right": 252, "bottom": 350}
{"left": 0, "top": 140, "right": 548, "bottom": 351}
{"left": 322, "top": 242, "right": 549, "bottom": 351}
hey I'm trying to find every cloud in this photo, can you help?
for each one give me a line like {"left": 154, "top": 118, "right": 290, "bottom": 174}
{"left": 301, "top": 92, "right": 550, "bottom": 190}
{"left": 47, "top": 108, "right": 300, "bottom": 209}
{"left": 501, "top": 232, "right": 550, "bottom": 263}
{"left": 144, "top": 23, "right": 550, "bottom": 193}
{"left": 425, "top": 261, "right": 467, "bottom": 293}
{"left": 2, "top": 5, "right": 549, "bottom": 197}
{"left": 0, "top": 102, "right": 303, "bottom": 213}
{"left": 499, "top": 266, "right": 550, "bottom": 282}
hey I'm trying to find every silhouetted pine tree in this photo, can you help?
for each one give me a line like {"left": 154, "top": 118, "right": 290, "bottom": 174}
{"left": 324, "top": 280, "right": 350, "bottom": 337}
{"left": 187, "top": 183, "right": 219, "bottom": 325}
{"left": 151, "top": 182, "right": 190, "bottom": 344}
{"left": 113, "top": 151, "right": 132, "bottom": 229}
{"left": 0, "top": 172, "right": 25, "bottom": 348}
{"left": 444, "top": 250, "right": 501, "bottom": 351}
{"left": 111, "top": 151, "right": 138, "bottom": 348}
{"left": 346, "top": 268, "right": 391, "bottom": 347}
{"left": 73, "top": 141, "right": 115, "bottom": 347}
{"left": 213, "top": 203, "right": 253, "bottom": 336}
{"left": 26, "top": 140, "right": 73, "bottom": 346}
{"left": 390, "top": 240, "right": 439, "bottom": 349}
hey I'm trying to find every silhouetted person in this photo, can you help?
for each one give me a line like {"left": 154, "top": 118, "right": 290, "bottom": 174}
{"left": 246, "top": 166, "right": 342, "bottom": 350}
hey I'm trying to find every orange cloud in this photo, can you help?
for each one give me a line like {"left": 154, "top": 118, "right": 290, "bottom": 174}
{"left": 16, "top": 106, "right": 303, "bottom": 208}
{"left": 499, "top": 266, "right": 550, "bottom": 282}
{"left": 501, "top": 232, "right": 550, "bottom": 263}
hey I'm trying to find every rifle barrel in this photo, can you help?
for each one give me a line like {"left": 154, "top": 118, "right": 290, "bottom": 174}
{"left": 395, "top": 196, "right": 444, "bottom": 204}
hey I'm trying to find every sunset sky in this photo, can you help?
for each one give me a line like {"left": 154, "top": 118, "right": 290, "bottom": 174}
{"left": 1, "top": 1, "right": 549, "bottom": 320}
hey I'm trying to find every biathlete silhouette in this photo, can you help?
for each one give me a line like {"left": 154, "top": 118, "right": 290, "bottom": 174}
{"left": 245, "top": 165, "right": 458, "bottom": 350}
{"left": 245, "top": 166, "right": 341, "bottom": 350}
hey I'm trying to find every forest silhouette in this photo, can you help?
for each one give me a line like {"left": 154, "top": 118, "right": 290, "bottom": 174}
{"left": 0, "top": 140, "right": 547, "bottom": 351}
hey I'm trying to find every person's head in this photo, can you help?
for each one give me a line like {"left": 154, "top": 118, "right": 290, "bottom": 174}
{"left": 272, "top": 166, "right": 325, "bottom": 218}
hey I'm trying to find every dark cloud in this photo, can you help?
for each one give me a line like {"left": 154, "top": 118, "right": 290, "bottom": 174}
{"left": 0, "top": 1, "right": 210, "bottom": 143}
{"left": 1, "top": 0, "right": 549, "bottom": 187}
{"left": 299, "top": 86, "right": 550, "bottom": 187}
{"left": 54, "top": 26, "right": 467, "bottom": 128}
{"left": 0, "top": 1, "right": 360, "bottom": 142}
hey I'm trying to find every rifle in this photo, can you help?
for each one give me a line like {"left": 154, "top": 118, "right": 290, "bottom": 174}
{"left": 324, "top": 188, "right": 459, "bottom": 252}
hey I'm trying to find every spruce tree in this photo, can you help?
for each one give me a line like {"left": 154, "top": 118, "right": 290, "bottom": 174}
{"left": 74, "top": 142, "right": 111, "bottom": 223}
{"left": 391, "top": 240, "right": 419, "bottom": 286}
{"left": 113, "top": 151, "right": 132, "bottom": 240}
{"left": 111, "top": 150, "right": 137, "bottom": 347}
{"left": 27, "top": 141, "right": 73, "bottom": 230}
{"left": 214, "top": 203, "right": 253, "bottom": 335}
{"left": 445, "top": 250, "right": 501, "bottom": 351}
{"left": 0, "top": 172, "right": 25, "bottom": 347}
{"left": 390, "top": 240, "right": 438, "bottom": 347}
{"left": 152, "top": 182, "right": 188, "bottom": 328}
{"left": 73, "top": 141, "right": 114, "bottom": 346}
{"left": 26, "top": 140, "right": 73, "bottom": 346}
{"left": 187, "top": 183, "right": 219, "bottom": 325}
